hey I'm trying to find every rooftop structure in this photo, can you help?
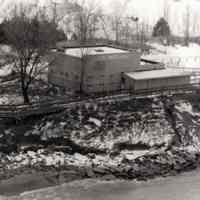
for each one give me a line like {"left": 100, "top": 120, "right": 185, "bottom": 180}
{"left": 125, "top": 69, "right": 191, "bottom": 81}
{"left": 65, "top": 46, "right": 129, "bottom": 58}
{"left": 125, "top": 69, "right": 191, "bottom": 92}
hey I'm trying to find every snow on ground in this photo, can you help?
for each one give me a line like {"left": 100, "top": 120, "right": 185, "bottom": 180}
{"left": 144, "top": 43, "right": 200, "bottom": 69}
{"left": 3, "top": 149, "right": 149, "bottom": 171}
{"left": 0, "top": 45, "right": 11, "bottom": 55}
{"left": 65, "top": 47, "right": 127, "bottom": 57}
{"left": 0, "top": 45, "right": 13, "bottom": 77}
{"left": 176, "top": 102, "right": 194, "bottom": 115}
{"left": 121, "top": 150, "right": 149, "bottom": 160}
{"left": 89, "top": 118, "right": 102, "bottom": 127}
{"left": 174, "top": 100, "right": 200, "bottom": 148}
{"left": 0, "top": 94, "right": 23, "bottom": 105}
{"left": 0, "top": 65, "right": 12, "bottom": 77}
{"left": 150, "top": 43, "right": 200, "bottom": 57}
{"left": 175, "top": 100, "right": 200, "bottom": 118}
{"left": 5, "top": 150, "right": 91, "bottom": 170}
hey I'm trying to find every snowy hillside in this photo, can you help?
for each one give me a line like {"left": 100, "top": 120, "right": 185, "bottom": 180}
{"left": 143, "top": 43, "right": 200, "bottom": 69}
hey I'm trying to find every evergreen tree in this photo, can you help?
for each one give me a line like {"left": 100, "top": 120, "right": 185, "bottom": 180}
{"left": 0, "top": 20, "right": 8, "bottom": 43}
{"left": 152, "top": 17, "right": 171, "bottom": 38}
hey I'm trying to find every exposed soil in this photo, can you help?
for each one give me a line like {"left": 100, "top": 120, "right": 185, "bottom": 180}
{"left": 1, "top": 90, "right": 200, "bottom": 196}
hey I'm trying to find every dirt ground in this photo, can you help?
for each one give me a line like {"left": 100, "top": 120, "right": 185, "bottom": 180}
{"left": 1, "top": 74, "right": 200, "bottom": 196}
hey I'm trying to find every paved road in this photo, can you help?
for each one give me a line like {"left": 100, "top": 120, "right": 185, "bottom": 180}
{"left": 3, "top": 169, "right": 200, "bottom": 200}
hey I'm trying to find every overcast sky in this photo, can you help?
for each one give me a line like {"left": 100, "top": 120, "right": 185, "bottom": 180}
{"left": 1, "top": 0, "right": 200, "bottom": 36}
{"left": 94, "top": 0, "right": 200, "bottom": 36}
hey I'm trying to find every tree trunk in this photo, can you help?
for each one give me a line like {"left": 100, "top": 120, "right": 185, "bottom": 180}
{"left": 80, "top": 67, "right": 84, "bottom": 94}
{"left": 21, "top": 78, "right": 30, "bottom": 104}
{"left": 20, "top": 71, "right": 30, "bottom": 104}
{"left": 80, "top": 57, "right": 86, "bottom": 94}
{"left": 22, "top": 87, "right": 30, "bottom": 104}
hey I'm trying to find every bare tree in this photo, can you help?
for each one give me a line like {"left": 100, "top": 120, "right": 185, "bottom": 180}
{"left": 79, "top": 48, "right": 90, "bottom": 94}
{"left": 4, "top": 6, "right": 58, "bottom": 104}
{"left": 163, "top": 1, "right": 171, "bottom": 45}
{"left": 183, "top": 5, "right": 190, "bottom": 46}
{"left": 121, "top": 19, "right": 132, "bottom": 46}
{"left": 65, "top": 0, "right": 102, "bottom": 94}
{"left": 64, "top": 0, "right": 102, "bottom": 41}
{"left": 139, "top": 22, "right": 147, "bottom": 52}
{"left": 109, "top": 0, "right": 131, "bottom": 44}
{"left": 99, "top": 14, "right": 111, "bottom": 40}
{"left": 115, "top": 16, "right": 139, "bottom": 47}
{"left": 192, "top": 13, "right": 199, "bottom": 39}
{"left": 163, "top": 0, "right": 170, "bottom": 24}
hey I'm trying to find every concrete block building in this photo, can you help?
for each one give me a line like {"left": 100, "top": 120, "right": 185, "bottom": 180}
{"left": 49, "top": 45, "right": 142, "bottom": 93}
{"left": 48, "top": 44, "right": 191, "bottom": 94}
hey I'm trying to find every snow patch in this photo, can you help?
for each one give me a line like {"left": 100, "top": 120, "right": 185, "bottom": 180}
{"left": 176, "top": 102, "right": 194, "bottom": 115}
{"left": 0, "top": 65, "right": 12, "bottom": 77}
{"left": 145, "top": 42, "right": 200, "bottom": 69}
{"left": 0, "top": 94, "right": 23, "bottom": 105}
{"left": 121, "top": 150, "right": 149, "bottom": 160}
{"left": 89, "top": 118, "right": 102, "bottom": 127}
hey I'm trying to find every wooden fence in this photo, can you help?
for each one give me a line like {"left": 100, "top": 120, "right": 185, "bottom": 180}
{"left": 0, "top": 82, "right": 199, "bottom": 120}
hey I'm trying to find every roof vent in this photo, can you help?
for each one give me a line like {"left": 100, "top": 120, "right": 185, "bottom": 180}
{"left": 95, "top": 49, "right": 104, "bottom": 52}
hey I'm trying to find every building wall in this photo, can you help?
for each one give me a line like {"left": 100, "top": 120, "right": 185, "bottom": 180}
{"left": 83, "top": 52, "right": 140, "bottom": 93}
{"left": 125, "top": 76, "right": 190, "bottom": 91}
{"left": 136, "top": 63, "right": 164, "bottom": 72}
{"left": 48, "top": 50, "right": 141, "bottom": 93}
{"left": 48, "top": 52, "right": 81, "bottom": 91}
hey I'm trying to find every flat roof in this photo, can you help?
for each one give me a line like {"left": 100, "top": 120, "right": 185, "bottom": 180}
{"left": 125, "top": 69, "right": 191, "bottom": 81}
{"left": 65, "top": 46, "right": 129, "bottom": 57}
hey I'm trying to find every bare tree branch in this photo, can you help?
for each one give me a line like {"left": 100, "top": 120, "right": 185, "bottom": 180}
{"left": 3, "top": 5, "right": 58, "bottom": 104}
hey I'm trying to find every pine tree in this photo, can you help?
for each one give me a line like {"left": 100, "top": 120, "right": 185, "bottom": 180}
{"left": 152, "top": 17, "right": 171, "bottom": 38}
{"left": 0, "top": 20, "right": 8, "bottom": 44}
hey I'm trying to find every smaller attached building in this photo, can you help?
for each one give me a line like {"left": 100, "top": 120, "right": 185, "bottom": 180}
{"left": 125, "top": 69, "right": 191, "bottom": 92}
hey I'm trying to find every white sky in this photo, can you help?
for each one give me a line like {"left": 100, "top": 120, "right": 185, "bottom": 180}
{"left": 1, "top": 0, "right": 200, "bottom": 36}
{"left": 97, "top": 0, "right": 200, "bottom": 36}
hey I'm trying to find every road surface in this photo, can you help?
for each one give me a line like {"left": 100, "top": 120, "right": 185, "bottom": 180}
{"left": 4, "top": 169, "right": 200, "bottom": 200}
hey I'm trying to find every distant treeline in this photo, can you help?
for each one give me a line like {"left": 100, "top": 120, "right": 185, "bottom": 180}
{"left": 0, "top": 19, "right": 66, "bottom": 45}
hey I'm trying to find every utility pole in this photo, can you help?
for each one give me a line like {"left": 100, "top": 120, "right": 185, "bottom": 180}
{"left": 130, "top": 16, "right": 139, "bottom": 41}
{"left": 163, "top": 0, "right": 170, "bottom": 22}
{"left": 184, "top": 5, "right": 190, "bottom": 46}
{"left": 52, "top": 1, "right": 59, "bottom": 23}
